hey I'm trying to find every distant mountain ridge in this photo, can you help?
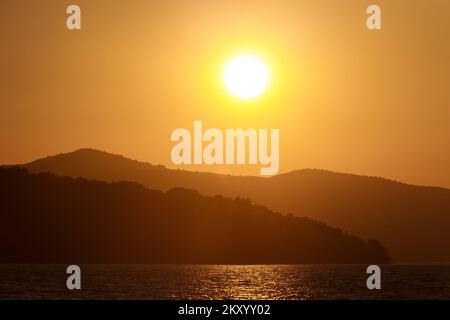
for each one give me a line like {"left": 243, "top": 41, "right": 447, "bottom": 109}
{"left": 20, "top": 148, "right": 450, "bottom": 262}
{"left": 0, "top": 167, "right": 390, "bottom": 264}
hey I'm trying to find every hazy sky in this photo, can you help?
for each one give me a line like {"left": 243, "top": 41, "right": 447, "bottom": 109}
{"left": 1, "top": 0, "right": 449, "bottom": 187}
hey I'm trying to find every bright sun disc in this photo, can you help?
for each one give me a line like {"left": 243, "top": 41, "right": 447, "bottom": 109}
{"left": 224, "top": 55, "right": 269, "bottom": 100}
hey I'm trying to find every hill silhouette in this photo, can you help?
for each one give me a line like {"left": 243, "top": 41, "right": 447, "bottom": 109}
{"left": 0, "top": 167, "right": 390, "bottom": 264}
{"left": 21, "top": 148, "right": 450, "bottom": 262}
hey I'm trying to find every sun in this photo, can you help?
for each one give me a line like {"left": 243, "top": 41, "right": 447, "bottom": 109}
{"left": 223, "top": 55, "right": 270, "bottom": 100}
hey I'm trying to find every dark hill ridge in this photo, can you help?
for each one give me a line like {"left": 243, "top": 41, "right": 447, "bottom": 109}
{"left": 0, "top": 167, "right": 390, "bottom": 264}
{"left": 21, "top": 148, "right": 450, "bottom": 262}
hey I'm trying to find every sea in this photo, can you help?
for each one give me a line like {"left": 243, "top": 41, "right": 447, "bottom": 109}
{"left": 1, "top": 264, "right": 450, "bottom": 300}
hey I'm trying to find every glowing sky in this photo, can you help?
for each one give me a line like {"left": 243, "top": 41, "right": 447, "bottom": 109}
{"left": 0, "top": 0, "right": 449, "bottom": 187}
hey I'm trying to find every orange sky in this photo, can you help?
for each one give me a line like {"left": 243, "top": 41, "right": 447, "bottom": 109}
{"left": 1, "top": 0, "right": 449, "bottom": 187}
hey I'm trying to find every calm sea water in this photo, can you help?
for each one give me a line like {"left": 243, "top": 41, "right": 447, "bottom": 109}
{"left": 1, "top": 264, "right": 450, "bottom": 300}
